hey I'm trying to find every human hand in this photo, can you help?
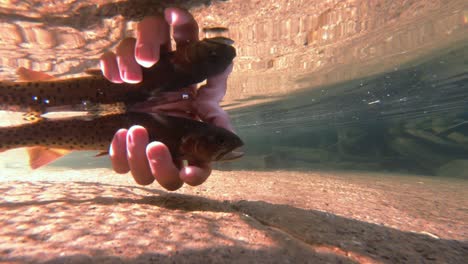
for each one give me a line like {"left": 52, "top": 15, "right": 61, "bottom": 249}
{"left": 100, "top": 7, "right": 234, "bottom": 190}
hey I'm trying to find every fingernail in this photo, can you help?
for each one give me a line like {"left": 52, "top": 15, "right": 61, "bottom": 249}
{"left": 148, "top": 154, "right": 167, "bottom": 165}
{"left": 127, "top": 131, "right": 133, "bottom": 144}
{"left": 99, "top": 59, "right": 106, "bottom": 73}
{"left": 148, "top": 152, "right": 160, "bottom": 163}
{"left": 111, "top": 72, "right": 123, "bottom": 83}
{"left": 113, "top": 132, "right": 120, "bottom": 145}
{"left": 100, "top": 60, "right": 122, "bottom": 83}
{"left": 136, "top": 44, "right": 157, "bottom": 68}
{"left": 184, "top": 166, "right": 192, "bottom": 175}
{"left": 170, "top": 11, "right": 178, "bottom": 25}
{"left": 147, "top": 142, "right": 169, "bottom": 163}
{"left": 147, "top": 146, "right": 158, "bottom": 162}
{"left": 121, "top": 70, "right": 141, "bottom": 83}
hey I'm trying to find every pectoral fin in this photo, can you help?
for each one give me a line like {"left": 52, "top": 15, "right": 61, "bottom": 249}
{"left": 27, "top": 147, "right": 71, "bottom": 169}
{"left": 84, "top": 68, "right": 103, "bottom": 76}
{"left": 95, "top": 151, "right": 108, "bottom": 157}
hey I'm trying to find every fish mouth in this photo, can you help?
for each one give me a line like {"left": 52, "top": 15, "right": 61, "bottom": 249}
{"left": 216, "top": 147, "right": 244, "bottom": 161}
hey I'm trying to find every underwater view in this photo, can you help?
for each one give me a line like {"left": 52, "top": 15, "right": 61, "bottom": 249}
{"left": 0, "top": 0, "right": 467, "bottom": 263}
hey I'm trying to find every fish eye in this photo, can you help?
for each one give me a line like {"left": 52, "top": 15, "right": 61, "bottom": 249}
{"left": 206, "top": 135, "right": 225, "bottom": 145}
{"left": 216, "top": 136, "right": 225, "bottom": 145}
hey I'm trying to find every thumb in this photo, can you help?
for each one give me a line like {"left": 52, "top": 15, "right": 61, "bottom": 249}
{"left": 195, "top": 102, "right": 234, "bottom": 132}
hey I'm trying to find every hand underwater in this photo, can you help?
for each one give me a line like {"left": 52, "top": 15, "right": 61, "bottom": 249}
{"left": 100, "top": 7, "right": 235, "bottom": 190}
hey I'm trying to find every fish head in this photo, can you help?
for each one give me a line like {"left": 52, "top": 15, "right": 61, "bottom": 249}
{"left": 179, "top": 124, "right": 244, "bottom": 163}
{"left": 187, "top": 37, "right": 236, "bottom": 76}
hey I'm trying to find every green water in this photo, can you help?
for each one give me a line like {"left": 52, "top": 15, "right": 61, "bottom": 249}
{"left": 224, "top": 42, "right": 468, "bottom": 178}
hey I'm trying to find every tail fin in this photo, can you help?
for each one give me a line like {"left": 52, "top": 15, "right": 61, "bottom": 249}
{"left": 27, "top": 147, "right": 71, "bottom": 169}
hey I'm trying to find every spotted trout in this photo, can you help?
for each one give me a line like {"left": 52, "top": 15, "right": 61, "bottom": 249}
{"left": 0, "top": 112, "right": 244, "bottom": 169}
{"left": 0, "top": 37, "right": 236, "bottom": 119}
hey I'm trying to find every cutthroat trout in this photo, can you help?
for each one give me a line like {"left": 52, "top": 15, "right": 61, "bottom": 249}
{"left": 0, "top": 112, "right": 244, "bottom": 169}
{"left": 0, "top": 37, "right": 236, "bottom": 119}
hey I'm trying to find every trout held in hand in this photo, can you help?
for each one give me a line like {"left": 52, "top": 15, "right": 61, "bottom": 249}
{"left": 0, "top": 112, "right": 244, "bottom": 169}
{"left": 0, "top": 37, "right": 236, "bottom": 118}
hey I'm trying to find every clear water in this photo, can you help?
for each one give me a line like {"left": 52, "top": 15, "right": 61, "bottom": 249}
{"left": 0, "top": 0, "right": 467, "bottom": 262}
{"left": 226, "top": 42, "right": 468, "bottom": 177}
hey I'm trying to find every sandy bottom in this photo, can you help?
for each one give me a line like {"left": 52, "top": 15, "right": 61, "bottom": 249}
{"left": 0, "top": 157, "right": 466, "bottom": 263}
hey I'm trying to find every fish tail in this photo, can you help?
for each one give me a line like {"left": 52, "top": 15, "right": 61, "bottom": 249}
{"left": 26, "top": 147, "right": 71, "bottom": 169}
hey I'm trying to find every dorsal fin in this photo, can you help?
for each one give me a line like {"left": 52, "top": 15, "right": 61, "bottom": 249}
{"left": 16, "top": 67, "right": 55, "bottom": 81}
{"left": 27, "top": 147, "right": 71, "bottom": 169}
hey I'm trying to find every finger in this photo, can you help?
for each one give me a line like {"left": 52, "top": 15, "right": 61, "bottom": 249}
{"left": 164, "top": 7, "right": 199, "bottom": 48}
{"left": 179, "top": 162, "right": 212, "bottom": 186}
{"left": 109, "top": 129, "right": 130, "bottom": 173}
{"left": 16, "top": 67, "right": 54, "bottom": 81}
{"left": 195, "top": 102, "right": 234, "bottom": 131}
{"left": 100, "top": 52, "right": 123, "bottom": 83}
{"left": 206, "top": 63, "right": 233, "bottom": 87}
{"left": 209, "top": 110, "right": 235, "bottom": 132}
{"left": 126, "top": 126, "right": 155, "bottom": 185}
{"left": 195, "top": 63, "right": 234, "bottom": 131}
{"left": 116, "top": 38, "right": 142, "bottom": 83}
{"left": 146, "top": 142, "right": 183, "bottom": 191}
{"left": 197, "top": 63, "right": 233, "bottom": 103}
{"left": 135, "top": 16, "right": 171, "bottom": 68}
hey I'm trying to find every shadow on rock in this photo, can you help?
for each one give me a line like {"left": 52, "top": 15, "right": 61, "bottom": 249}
{"left": 5, "top": 246, "right": 351, "bottom": 264}
{"left": 0, "top": 181, "right": 466, "bottom": 263}
{"left": 233, "top": 200, "right": 468, "bottom": 263}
